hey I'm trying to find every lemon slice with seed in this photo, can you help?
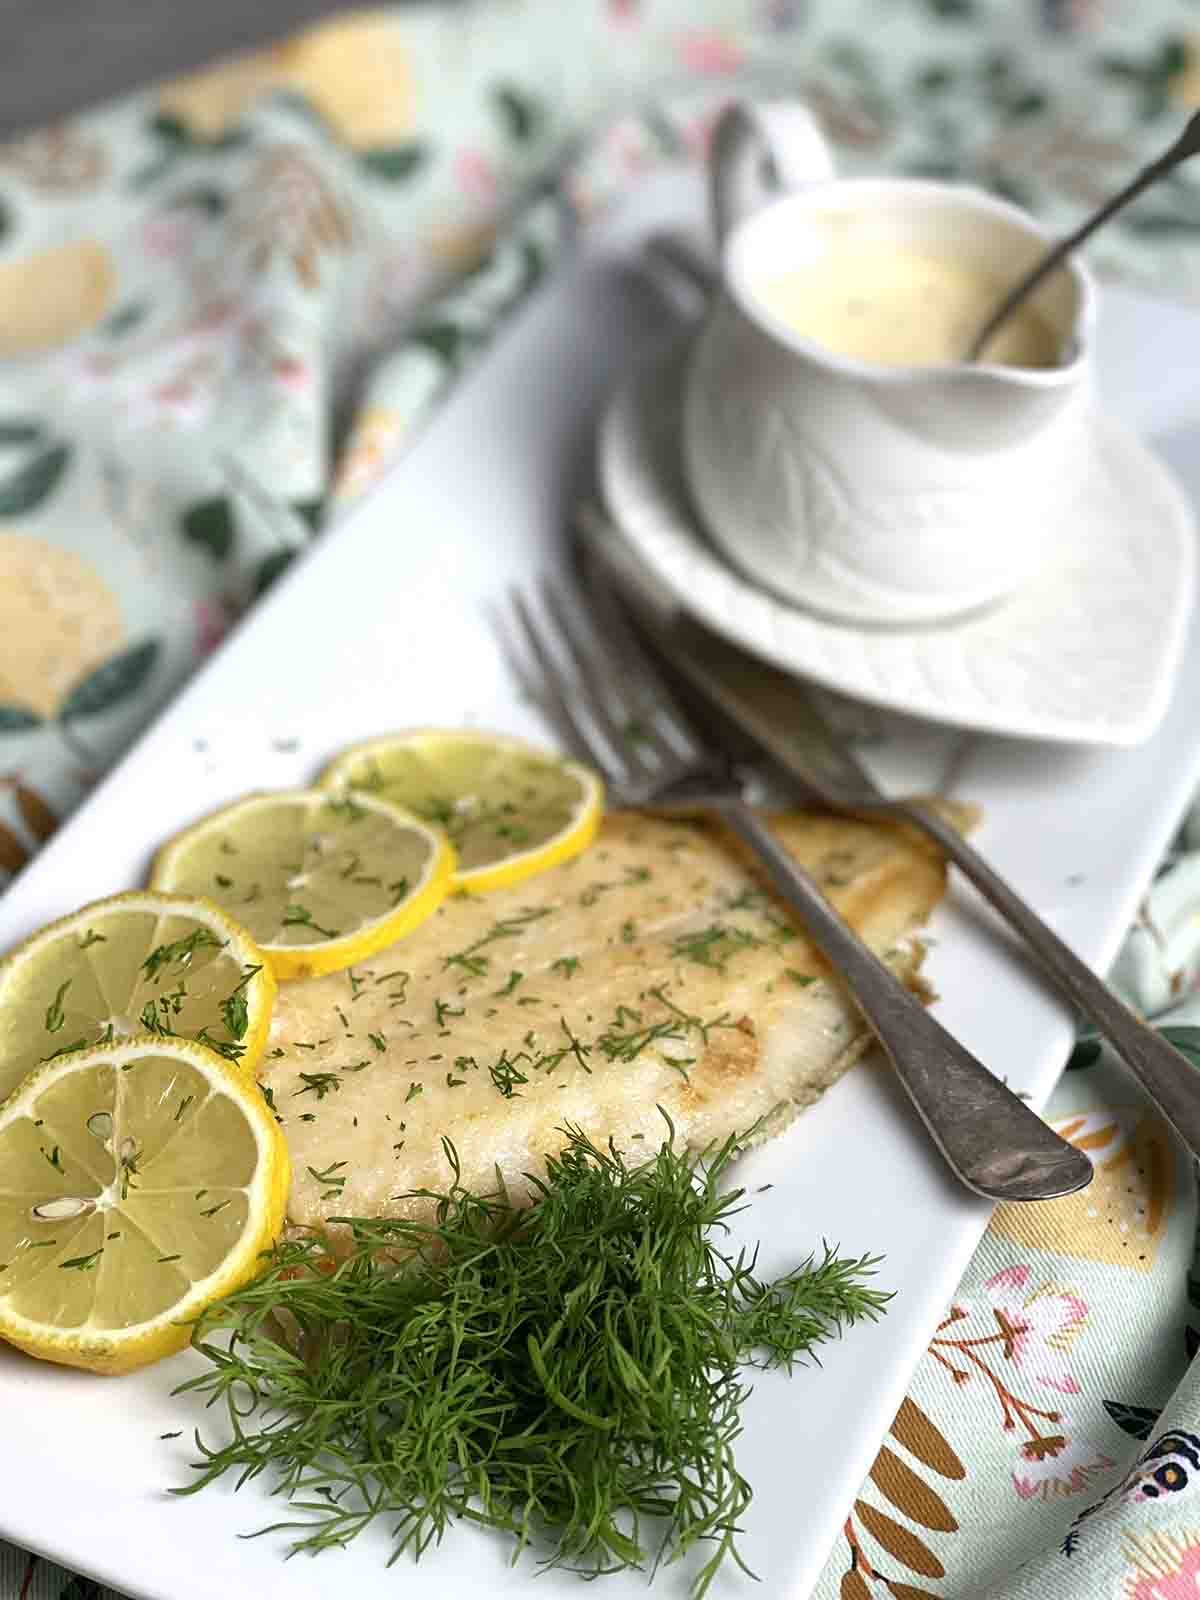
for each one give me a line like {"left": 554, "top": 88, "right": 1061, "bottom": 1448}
{"left": 151, "top": 789, "right": 454, "bottom": 981}
{"left": 321, "top": 729, "right": 603, "bottom": 894}
{"left": 0, "top": 891, "right": 276, "bottom": 1106}
{"left": 0, "top": 1036, "right": 288, "bottom": 1374}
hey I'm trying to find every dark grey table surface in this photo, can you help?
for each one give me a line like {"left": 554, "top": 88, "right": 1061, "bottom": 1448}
{"left": 0, "top": 0, "right": 373, "bottom": 138}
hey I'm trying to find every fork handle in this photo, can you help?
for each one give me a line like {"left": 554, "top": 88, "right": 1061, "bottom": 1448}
{"left": 903, "top": 801, "right": 1200, "bottom": 1158}
{"left": 713, "top": 799, "right": 1093, "bottom": 1203}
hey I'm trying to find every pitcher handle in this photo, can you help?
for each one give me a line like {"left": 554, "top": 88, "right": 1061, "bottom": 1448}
{"left": 710, "top": 99, "right": 836, "bottom": 250}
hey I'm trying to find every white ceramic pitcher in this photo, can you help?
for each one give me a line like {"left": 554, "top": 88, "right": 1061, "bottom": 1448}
{"left": 682, "top": 100, "right": 1098, "bottom": 625}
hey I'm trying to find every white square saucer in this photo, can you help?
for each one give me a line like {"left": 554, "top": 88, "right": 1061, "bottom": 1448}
{"left": 598, "top": 337, "right": 1195, "bottom": 747}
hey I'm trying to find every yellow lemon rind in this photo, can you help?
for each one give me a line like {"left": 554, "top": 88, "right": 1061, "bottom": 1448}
{"left": 150, "top": 790, "right": 456, "bottom": 983}
{"left": 452, "top": 778, "right": 603, "bottom": 893}
{"left": 0, "top": 1037, "right": 288, "bottom": 1376}
{"left": 320, "top": 728, "right": 604, "bottom": 896}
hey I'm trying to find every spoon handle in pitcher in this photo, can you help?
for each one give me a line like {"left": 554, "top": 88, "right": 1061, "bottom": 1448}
{"left": 967, "top": 109, "right": 1200, "bottom": 361}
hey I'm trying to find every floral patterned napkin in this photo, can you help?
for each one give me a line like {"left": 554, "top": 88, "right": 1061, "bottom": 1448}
{"left": 4, "top": 2, "right": 1200, "bottom": 1597}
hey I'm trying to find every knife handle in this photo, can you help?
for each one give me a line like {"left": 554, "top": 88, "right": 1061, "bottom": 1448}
{"left": 714, "top": 799, "right": 1093, "bottom": 1203}
{"left": 907, "top": 801, "right": 1200, "bottom": 1159}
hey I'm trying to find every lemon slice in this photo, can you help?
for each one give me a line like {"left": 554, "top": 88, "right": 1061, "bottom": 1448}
{"left": 0, "top": 1037, "right": 287, "bottom": 1374}
{"left": 0, "top": 892, "right": 276, "bottom": 1106}
{"left": 321, "top": 729, "right": 603, "bottom": 894}
{"left": 151, "top": 789, "right": 454, "bottom": 981}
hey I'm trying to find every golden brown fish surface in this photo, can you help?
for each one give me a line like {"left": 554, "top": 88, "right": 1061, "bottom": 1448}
{"left": 263, "top": 809, "right": 957, "bottom": 1235}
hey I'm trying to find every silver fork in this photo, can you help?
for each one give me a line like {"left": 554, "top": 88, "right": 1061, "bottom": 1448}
{"left": 506, "top": 573, "right": 1093, "bottom": 1203}
{"left": 587, "top": 519, "right": 1200, "bottom": 1167}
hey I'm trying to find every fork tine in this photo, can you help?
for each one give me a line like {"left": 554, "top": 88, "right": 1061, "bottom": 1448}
{"left": 507, "top": 589, "right": 615, "bottom": 778}
{"left": 578, "top": 540, "right": 705, "bottom": 759}
{"left": 538, "top": 579, "right": 661, "bottom": 784}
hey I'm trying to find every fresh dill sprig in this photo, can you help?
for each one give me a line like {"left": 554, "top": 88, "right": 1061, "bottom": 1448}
{"left": 442, "top": 906, "right": 553, "bottom": 979}
{"left": 142, "top": 927, "right": 222, "bottom": 983}
{"left": 176, "top": 1121, "right": 890, "bottom": 1596}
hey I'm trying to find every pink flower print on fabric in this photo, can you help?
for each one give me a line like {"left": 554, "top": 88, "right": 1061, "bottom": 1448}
{"left": 454, "top": 147, "right": 499, "bottom": 203}
{"left": 674, "top": 31, "right": 744, "bottom": 73}
{"left": 141, "top": 211, "right": 199, "bottom": 262}
{"left": 930, "top": 1273, "right": 1100, "bottom": 1501}
{"left": 193, "top": 598, "right": 232, "bottom": 657}
{"left": 270, "top": 353, "right": 310, "bottom": 393}
{"left": 982, "top": 1266, "right": 1088, "bottom": 1394}
{"left": 1011, "top": 1419, "right": 1115, "bottom": 1501}
{"left": 1121, "top": 1528, "right": 1200, "bottom": 1600}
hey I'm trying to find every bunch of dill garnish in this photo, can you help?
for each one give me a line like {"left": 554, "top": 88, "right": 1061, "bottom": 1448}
{"left": 174, "top": 1121, "right": 890, "bottom": 1596}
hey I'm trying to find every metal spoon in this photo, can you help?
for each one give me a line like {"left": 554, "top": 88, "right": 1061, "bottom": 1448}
{"left": 967, "top": 109, "right": 1200, "bottom": 363}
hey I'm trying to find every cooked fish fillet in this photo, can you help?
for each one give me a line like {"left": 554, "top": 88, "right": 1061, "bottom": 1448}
{"left": 263, "top": 808, "right": 960, "bottom": 1235}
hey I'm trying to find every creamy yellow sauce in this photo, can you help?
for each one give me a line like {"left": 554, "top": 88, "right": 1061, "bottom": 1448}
{"left": 754, "top": 241, "right": 1060, "bottom": 369}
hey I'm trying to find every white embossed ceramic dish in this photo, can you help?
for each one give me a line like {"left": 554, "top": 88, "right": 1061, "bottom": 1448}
{"left": 3, "top": 167, "right": 1200, "bottom": 1600}
{"left": 685, "top": 99, "right": 1098, "bottom": 625}
{"left": 599, "top": 338, "right": 1195, "bottom": 747}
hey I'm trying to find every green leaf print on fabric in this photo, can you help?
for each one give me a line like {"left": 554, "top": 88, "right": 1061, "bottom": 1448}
{"left": 181, "top": 496, "right": 236, "bottom": 561}
{"left": 147, "top": 113, "right": 190, "bottom": 147}
{"left": 1103, "top": 1400, "right": 1163, "bottom": 1441}
{"left": 0, "top": 443, "right": 71, "bottom": 516}
{"left": 253, "top": 548, "right": 297, "bottom": 596}
{"left": 290, "top": 498, "right": 324, "bottom": 534}
{"left": 1099, "top": 34, "right": 1191, "bottom": 122}
{"left": 358, "top": 142, "right": 431, "bottom": 181}
{"left": 1126, "top": 212, "right": 1200, "bottom": 234}
{"left": 58, "top": 639, "right": 160, "bottom": 722}
{"left": 0, "top": 705, "right": 42, "bottom": 733}
{"left": 103, "top": 301, "right": 149, "bottom": 338}
{"left": 408, "top": 321, "right": 470, "bottom": 367}
{"left": 493, "top": 84, "right": 543, "bottom": 143}
{"left": 0, "top": 420, "right": 44, "bottom": 447}
{"left": 128, "top": 115, "right": 188, "bottom": 189}
{"left": 1158, "top": 1026, "right": 1200, "bottom": 1069}
{"left": 145, "top": 112, "right": 247, "bottom": 153}
{"left": 167, "top": 183, "right": 227, "bottom": 215}
{"left": 58, "top": 1575, "right": 104, "bottom": 1600}
{"left": 130, "top": 114, "right": 248, "bottom": 190}
{"left": 1067, "top": 1037, "right": 1103, "bottom": 1070}
{"left": 516, "top": 237, "right": 545, "bottom": 295}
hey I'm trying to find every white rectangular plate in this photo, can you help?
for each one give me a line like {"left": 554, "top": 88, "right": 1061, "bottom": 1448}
{"left": 3, "top": 171, "right": 1200, "bottom": 1600}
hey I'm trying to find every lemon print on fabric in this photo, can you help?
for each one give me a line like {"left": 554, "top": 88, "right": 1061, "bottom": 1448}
{"left": 990, "top": 1107, "right": 1173, "bottom": 1273}
{"left": 277, "top": 10, "right": 416, "bottom": 149}
{"left": 331, "top": 405, "right": 405, "bottom": 503}
{"left": 0, "top": 535, "right": 125, "bottom": 722}
{"left": 1171, "top": 37, "right": 1200, "bottom": 105}
{"left": 158, "top": 10, "right": 414, "bottom": 150}
{"left": 156, "top": 51, "right": 281, "bottom": 141}
{"left": 0, "top": 240, "right": 115, "bottom": 356}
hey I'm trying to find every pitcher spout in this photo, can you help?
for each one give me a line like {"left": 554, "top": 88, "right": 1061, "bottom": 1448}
{"left": 873, "top": 357, "right": 1094, "bottom": 454}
